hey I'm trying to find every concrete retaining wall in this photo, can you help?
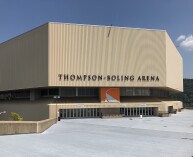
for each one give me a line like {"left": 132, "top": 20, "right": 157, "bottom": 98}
{"left": 0, "top": 118, "right": 57, "bottom": 135}
{"left": 185, "top": 107, "right": 193, "bottom": 109}
{"left": 37, "top": 118, "right": 57, "bottom": 133}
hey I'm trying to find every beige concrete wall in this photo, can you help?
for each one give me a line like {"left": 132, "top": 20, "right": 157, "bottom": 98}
{"left": 0, "top": 23, "right": 183, "bottom": 92}
{"left": 49, "top": 100, "right": 183, "bottom": 118}
{"left": 0, "top": 99, "right": 182, "bottom": 120}
{"left": 48, "top": 102, "right": 166, "bottom": 118}
{"left": 49, "top": 104, "right": 58, "bottom": 119}
{"left": 0, "top": 121, "right": 37, "bottom": 135}
{"left": 163, "top": 101, "right": 183, "bottom": 111}
{"left": 0, "top": 24, "right": 48, "bottom": 91}
{"left": 166, "top": 33, "right": 183, "bottom": 92}
{"left": 177, "top": 101, "right": 183, "bottom": 109}
{"left": 37, "top": 118, "right": 57, "bottom": 133}
{"left": 0, "top": 118, "right": 56, "bottom": 135}
{"left": 48, "top": 23, "right": 166, "bottom": 87}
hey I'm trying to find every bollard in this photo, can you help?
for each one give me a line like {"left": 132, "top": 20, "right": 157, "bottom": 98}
{"left": 140, "top": 115, "right": 142, "bottom": 119}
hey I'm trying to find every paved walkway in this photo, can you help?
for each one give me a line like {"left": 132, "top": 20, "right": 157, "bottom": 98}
{"left": 0, "top": 109, "right": 193, "bottom": 157}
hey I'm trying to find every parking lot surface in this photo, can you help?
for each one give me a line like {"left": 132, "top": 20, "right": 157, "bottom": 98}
{"left": 0, "top": 109, "right": 193, "bottom": 157}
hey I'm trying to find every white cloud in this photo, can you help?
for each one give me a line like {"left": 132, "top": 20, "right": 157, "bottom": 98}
{"left": 176, "top": 35, "right": 186, "bottom": 42}
{"left": 176, "top": 35, "right": 193, "bottom": 51}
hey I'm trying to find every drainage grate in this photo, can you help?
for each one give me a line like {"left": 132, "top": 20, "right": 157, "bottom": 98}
{"left": 181, "top": 138, "right": 188, "bottom": 140}
{"left": 181, "top": 138, "right": 193, "bottom": 140}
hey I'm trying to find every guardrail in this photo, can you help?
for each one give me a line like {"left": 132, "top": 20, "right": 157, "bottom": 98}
{"left": 184, "top": 107, "right": 193, "bottom": 109}
{"left": 101, "top": 114, "right": 123, "bottom": 119}
{"left": 0, "top": 118, "right": 57, "bottom": 135}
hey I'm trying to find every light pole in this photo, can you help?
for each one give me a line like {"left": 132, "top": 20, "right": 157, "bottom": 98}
{"left": 53, "top": 96, "right": 60, "bottom": 122}
{"left": 0, "top": 111, "right": 6, "bottom": 115}
{"left": 0, "top": 111, "right": 6, "bottom": 120}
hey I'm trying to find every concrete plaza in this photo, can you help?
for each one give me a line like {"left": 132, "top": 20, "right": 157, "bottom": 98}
{"left": 0, "top": 109, "right": 193, "bottom": 157}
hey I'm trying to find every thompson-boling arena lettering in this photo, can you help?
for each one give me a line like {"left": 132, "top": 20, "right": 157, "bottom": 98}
{"left": 58, "top": 74, "right": 159, "bottom": 82}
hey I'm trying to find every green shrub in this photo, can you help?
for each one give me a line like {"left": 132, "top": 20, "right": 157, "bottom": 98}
{"left": 10, "top": 112, "right": 23, "bottom": 121}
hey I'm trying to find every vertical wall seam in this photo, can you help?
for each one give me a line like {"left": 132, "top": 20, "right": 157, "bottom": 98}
{"left": 47, "top": 23, "right": 50, "bottom": 87}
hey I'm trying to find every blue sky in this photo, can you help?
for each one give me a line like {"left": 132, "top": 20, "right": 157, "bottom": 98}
{"left": 0, "top": 0, "right": 193, "bottom": 78}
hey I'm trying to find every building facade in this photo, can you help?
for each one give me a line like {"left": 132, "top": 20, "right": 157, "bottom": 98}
{"left": 0, "top": 23, "right": 183, "bottom": 120}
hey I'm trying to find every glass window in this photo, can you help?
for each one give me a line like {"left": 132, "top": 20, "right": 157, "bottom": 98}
{"left": 78, "top": 88, "right": 98, "bottom": 97}
{"left": 41, "top": 89, "right": 48, "bottom": 96}
{"left": 49, "top": 88, "right": 59, "bottom": 96}
{"left": 120, "top": 88, "right": 150, "bottom": 96}
{"left": 61, "top": 88, "right": 76, "bottom": 97}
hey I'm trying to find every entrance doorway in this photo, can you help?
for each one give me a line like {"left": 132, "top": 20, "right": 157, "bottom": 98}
{"left": 120, "top": 107, "right": 157, "bottom": 117}
{"left": 60, "top": 108, "right": 100, "bottom": 119}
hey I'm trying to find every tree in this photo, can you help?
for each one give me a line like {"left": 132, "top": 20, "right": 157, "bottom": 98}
{"left": 10, "top": 112, "right": 23, "bottom": 121}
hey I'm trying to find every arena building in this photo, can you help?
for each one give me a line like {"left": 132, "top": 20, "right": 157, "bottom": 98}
{"left": 0, "top": 22, "right": 183, "bottom": 121}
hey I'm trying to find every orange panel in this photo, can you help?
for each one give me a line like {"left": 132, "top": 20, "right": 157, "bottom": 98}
{"left": 100, "top": 87, "right": 120, "bottom": 103}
